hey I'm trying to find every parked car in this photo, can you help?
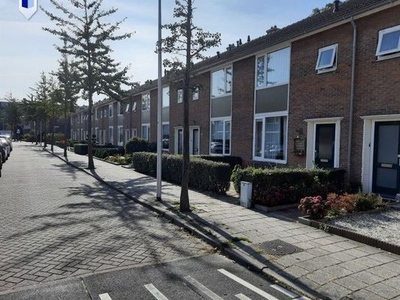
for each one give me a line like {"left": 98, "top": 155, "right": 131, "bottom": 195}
{"left": 0, "top": 137, "right": 11, "bottom": 160}
{"left": 0, "top": 144, "right": 6, "bottom": 163}
{"left": 0, "top": 135, "right": 12, "bottom": 152}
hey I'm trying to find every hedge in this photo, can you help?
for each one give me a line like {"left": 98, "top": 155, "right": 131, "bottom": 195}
{"left": 199, "top": 155, "right": 242, "bottom": 170}
{"left": 231, "top": 166, "right": 346, "bottom": 207}
{"left": 131, "top": 152, "right": 231, "bottom": 194}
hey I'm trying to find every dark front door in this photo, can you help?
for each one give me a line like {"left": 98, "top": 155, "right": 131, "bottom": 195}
{"left": 315, "top": 124, "right": 335, "bottom": 169}
{"left": 372, "top": 121, "right": 400, "bottom": 197}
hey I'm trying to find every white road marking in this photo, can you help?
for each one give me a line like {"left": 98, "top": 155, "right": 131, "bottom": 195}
{"left": 184, "top": 275, "right": 224, "bottom": 300}
{"left": 144, "top": 284, "right": 169, "bottom": 300}
{"left": 270, "top": 284, "right": 298, "bottom": 298}
{"left": 99, "top": 293, "right": 112, "bottom": 300}
{"left": 236, "top": 293, "right": 252, "bottom": 300}
{"left": 218, "top": 269, "right": 279, "bottom": 300}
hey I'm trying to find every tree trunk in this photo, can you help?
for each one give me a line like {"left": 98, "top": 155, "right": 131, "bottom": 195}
{"left": 179, "top": 0, "right": 192, "bottom": 213}
{"left": 87, "top": 93, "right": 94, "bottom": 169}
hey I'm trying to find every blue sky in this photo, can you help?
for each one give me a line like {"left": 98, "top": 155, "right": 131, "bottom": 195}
{"left": 0, "top": 0, "right": 332, "bottom": 105}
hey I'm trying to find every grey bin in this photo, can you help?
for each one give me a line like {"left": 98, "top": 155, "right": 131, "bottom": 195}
{"left": 240, "top": 181, "right": 252, "bottom": 208}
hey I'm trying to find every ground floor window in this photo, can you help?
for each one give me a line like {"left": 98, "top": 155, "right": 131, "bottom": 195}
{"left": 210, "top": 118, "right": 231, "bottom": 155}
{"left": 108, "top": 126, "right": 113, "bottom": 144}
{"left": 254, "top": 115, "right": 287, "bottom": 162}
{"left": 141, "top": 124, "right": 150, "bottom": 141}
{"left": 162, "top": 123, "right": 169, "bottom": 150}
{"left": 118, "top": 126, "right": 123, "bottom": 145}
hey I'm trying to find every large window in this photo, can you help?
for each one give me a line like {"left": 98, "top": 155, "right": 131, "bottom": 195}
{"left": 142, "top": 93, "right": 150, "bottom": 111}
{"left": 254, "top": 116, "right": 287, "bottom": 162}
{"left": 108, "top": 126, "right": 113, "bottom": 144}
{"left": 177, "top": 89, "right": 183, "bottom": 103}
{"left": 256, "top": 47, "right": 290, "bottom": 88}
{"left": 162, "top": 87, "right": 170, "bottom": 107}
{"left": 210, "top": 119, "right": 231, "bottom": 155}
{"left": 211, "top": 67, "right": 232, "bottom": 98}
{"left": 162, "top": 123, "right": 169, "bottom": 150}
{"left": 376, "top": 25, "right": 400, "bottom": 58}
{"left": 109, "top": 105, "right": 113, "bottom": 117}
{"left": 316, "top": 44, "right": 338, "bottom": 73}
{"left": 141, "top": 124, "right": 150, "bottom": 141}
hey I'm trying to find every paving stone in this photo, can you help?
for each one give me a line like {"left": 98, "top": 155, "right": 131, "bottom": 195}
{"left": 335, "top": 275, "right": 368, "bottom": 291}
{"left": 366, "top": 282, "right": 400, "bottom": 299}
{"left": 354, "top": 270, "right": 385, "bottom": 285}
{"left": 350, "top": 289, "right": 387, "bottom": 300}
{"left": 316, "top": 282, "right": 351, "bottom": 299}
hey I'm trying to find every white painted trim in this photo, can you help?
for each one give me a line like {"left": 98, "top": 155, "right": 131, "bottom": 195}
{"left": 305, "top": 117, "right": 343, "bottom": 169}
{"left": 376, "top": 24, "right": 400, "bottom": 57}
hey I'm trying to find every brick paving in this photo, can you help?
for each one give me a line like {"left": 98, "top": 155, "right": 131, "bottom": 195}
{"left": 0, "top": 144, "right": 213, "bottom": 293}
{"left": 3, "top": 143, "right": 400, "bottom": 299}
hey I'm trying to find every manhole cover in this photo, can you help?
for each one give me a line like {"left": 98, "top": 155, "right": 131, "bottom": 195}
{"left": 258, "top": 239, "right": 303, "bottom": 256}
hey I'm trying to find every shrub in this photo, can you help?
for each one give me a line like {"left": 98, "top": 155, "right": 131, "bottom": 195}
{"left": 94, "top": 146, "right": 125, "bottom": 159}
{"left": 298, "top": 195, "right": 328, "bottom": 219}
{"left": 74, "top": 143, "right": 88, "bottom": 155}
{"left": 231, "top": 166, "right": 346, "bottom": 206}
{"left": 354, "top": 192, "right": 383, "bottom": 211}
{"left": 131, "top": 152, "right": 231, "bottom": 194}
{"left": 199, "top": 155, "right": 242, "bottom": 170}
{"left": 105, "top": 155, "right": 131, "bottom": 165}
{"left": 125, "top": 137, "right": 149, "bottom": 154}
{"left": 326, "top": 193, "right": 356, "bottom": 216}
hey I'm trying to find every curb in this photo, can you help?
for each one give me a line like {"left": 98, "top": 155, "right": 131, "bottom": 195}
{"left": 47, "top": 149, "right": 324, "bottom": 300}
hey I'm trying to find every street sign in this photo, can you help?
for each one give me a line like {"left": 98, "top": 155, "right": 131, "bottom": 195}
{"left": 19, "top": 0, "right": 38, "bottom": 20}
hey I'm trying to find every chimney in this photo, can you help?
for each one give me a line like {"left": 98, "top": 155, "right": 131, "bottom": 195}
{"left": 247, "top": 35, "right": 251, "bottom": 42}
{"left": 333, "top": 0, "right": 340, "bottom": 12}
{"left": 266, "top": 25, "right": 280, "bottom": 35}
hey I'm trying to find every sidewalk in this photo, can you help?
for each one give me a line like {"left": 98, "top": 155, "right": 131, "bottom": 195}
{"left": 49, "top": 146, "right": 400, "bottom": 300}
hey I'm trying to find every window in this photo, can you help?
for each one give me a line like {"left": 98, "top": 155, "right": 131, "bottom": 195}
{"left": 100, "top": 110, "right": 103, "bottom": 118}
{"left": 108, "top": 126, "right": 113, "bottom": 144}
{"left": 210, "top": 119, "right": 231, "bottom": 155}
{"left": 118, "top": 102, "right": 123, "bottom": 115}
{"left": 254, "top": 115, "right": 287, "bottom": 162}
{"left": 256, "top": 47, "right": 290, "bottom": 88}
{"left": 192, "top": 87, "right": 199, "bottom": 100}
{"left": 142, "top": 93, "right": 150, "bottom": 111}
{"left": 118, "top": 126, "right": 123, "bottom": 145}
{"left": 104, "top": 109, "right": 106, "bottom": 118}
{"left": 162, "top": 123, "right": 169, "bottom": 150}
{"left": 132, "top": 102, "right": 137, "bottom": 112}
{"left": 376, "top": 25, "right": 400, "bottom": 58}
{"left": 211, "top": 67, "right": 232, "bottom": 98}
{"left": 316, "top": 44, "right": 338, "bottom": 73}
{"left": 95, "top": 108, "right": 98, "bottom": 120}
{"left": 125, "top": 103, "right": 130, "bottom": 113}
{"left": 177, "top": 89, "right": 183, "bottom": 103}
{"left": 141, "top": 124, "right": 150, "bottom": 141}
{"left": 124, "top": 129, "right": 131, "bottom": 142}
{"left": 162, "top": 87, "right": 170, "bottom": 108}
{"left": 109, "top": 105, "right": 113, "bottom": 117}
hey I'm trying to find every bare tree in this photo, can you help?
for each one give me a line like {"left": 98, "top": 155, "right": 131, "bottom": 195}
{"left": 161, "top": 0, "right": 221, "bottom": 212}
{"left": 42, "top": 0, "right": 133, "bottom": 169}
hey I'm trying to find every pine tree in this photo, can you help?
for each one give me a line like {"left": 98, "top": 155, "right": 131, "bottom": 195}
{"left": 161, "top": 0, "right": 221, "bottom": 212}
{"left": 41, "top": 0, "right": 133, "bottom": 169}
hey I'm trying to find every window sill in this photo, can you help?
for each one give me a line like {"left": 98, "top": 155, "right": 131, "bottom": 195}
{"left": 316, "top": 67, "right": 337, "bottom": 74}
{"left": 376, "top": 52, "right": 400, "bottom": 61}
{"left": 252, "top": 157, "right": 287, "bottom": 164}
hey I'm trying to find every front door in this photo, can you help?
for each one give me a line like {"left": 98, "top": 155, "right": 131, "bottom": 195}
{"left": 315, "top": 124, "right": 335, "bottom": 169}
{"left": 372, "top": 121, "right": 400, "bottom": 197}
{"left": 190, "top": 127, "right": 200, "bottom": 155}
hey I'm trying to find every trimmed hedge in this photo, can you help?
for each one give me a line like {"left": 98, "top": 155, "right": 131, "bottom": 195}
{"left": 74, "top": 143, "right": 88, "bottom": 155}
{"left": 199, "top": 155, "right": 242, "bottom": 170}
{"left": 131, "top": 152, "right": 231, "bottom": 194}
{"left": 231, "top": 166, "right": 346, "bottom": 207}
{"left": 125, "top": 137, "right": 149, "bottom": 154}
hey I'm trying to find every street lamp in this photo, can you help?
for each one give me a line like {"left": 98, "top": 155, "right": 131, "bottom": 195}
{"left": 156, "top": 0, "right": 163, "bottom": 201}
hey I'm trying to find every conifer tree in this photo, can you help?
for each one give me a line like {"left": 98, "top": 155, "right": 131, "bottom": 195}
{"left": 42, "top": 0, "right": 133, "bottom": 169}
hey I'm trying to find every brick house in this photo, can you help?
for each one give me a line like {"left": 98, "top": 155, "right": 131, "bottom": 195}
{"left": 70, "top": 0, "right": 400, "bottom": 198}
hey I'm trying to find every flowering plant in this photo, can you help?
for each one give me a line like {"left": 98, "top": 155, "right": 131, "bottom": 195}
{"left": 298, "top": 195, "right": 327, "bottom": 219}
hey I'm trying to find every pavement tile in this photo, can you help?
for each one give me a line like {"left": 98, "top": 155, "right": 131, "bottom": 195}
{"left": 350, "top": 289, "right": 387, "bottom": 300}
{"left": 366, "top": 282, "right": 400, "bottom": 299}
{"left": 283, "top": 265, "right": 310, "bottom": 279}
{"left": 368, "top": 252, "right": 397, "bottom": 264}
{"left": 354, "top": 270, "right": 385, "bottom": 285}
{"left": 335, "top": 275, "right": 368, "bottom": 291}
{"left": 338, "top": 260, "right": 369, "bottom": 273}
{"left": 306, "top": 270, "right": 339, "bottom": 285}
{"left": 316, "top": 282, "right": 351, "bottom": 300}
{"left": 369, "top": 264, "right": 400, "bottom": 279}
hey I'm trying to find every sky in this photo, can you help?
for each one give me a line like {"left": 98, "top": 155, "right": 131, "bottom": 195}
{"left": 0, "top": 0, "right": 332, "bottom": 105}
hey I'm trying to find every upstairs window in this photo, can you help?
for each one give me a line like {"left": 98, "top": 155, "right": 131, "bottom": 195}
{"left": 162, "top": 86, "right": 170, "bottom": 108}
{"left": 142, "top": 93, "right": 150, "bottom": 111}
{"left": 211, "top": 67, "right": 232, "bottom": 98}
{"left": 256, "top": 47, "right": 290, "bottom": 88}
{"left": 376, "top": 25, "right": 400, "bottom": 58}
{"left": 316, "top": 44, "right": 338, "bottom": 73}
{"left": 177, "top": 89, "right": 183, "bottom": 103}
{"left": 192, "top": 87, "right": 199, "bottom": 100}
{"left": 109, "top": 105, "right": 113, "bottom": 117}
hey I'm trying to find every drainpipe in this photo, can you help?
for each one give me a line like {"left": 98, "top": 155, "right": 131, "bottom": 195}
{"left": 347, "top": 17, "right": 357, "bottom": 181}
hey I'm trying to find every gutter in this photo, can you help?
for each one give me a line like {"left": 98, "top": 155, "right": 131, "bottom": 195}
{"left": 348, "top": 17, "right": 357, "bottom": 181}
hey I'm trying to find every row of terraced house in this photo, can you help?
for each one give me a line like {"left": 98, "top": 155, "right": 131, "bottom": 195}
{"left": 70, "top": 0, "right": 400, "bottom": 199}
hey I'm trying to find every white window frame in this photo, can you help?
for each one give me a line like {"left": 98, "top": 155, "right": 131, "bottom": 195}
{"left": 376, "top": 25, "right": 400, "bottom": 59}
{"left": 256, "top": 47, "right": 290, "bottom": 89}
{"left": 192, "top": 87, "right": 199, "bottom": 101}
{"left": 316, "top": 44, "right": 338, "bottom": 73}
{"left": 118, "top": 125, "right": 124, "bottom": 146}
{"left": 132, "top": 102, "right": 137, "bottom": 112}
{"left": 162, "top": 86, "right": 170, "bottom": 108}
{"left": 141, "top": 123, "right": 150, "bottom": 141}
{"left": 108, "top": 126, "right": 113, "bottom": 144}
{"left": 210, "top": 117, "right": 231, "bottom": 156}
{"left": 142, "top": 93, "right": 150, "bottom": 111}
{"left": 177, "top": 89, "right": 183, "bottom": 103}
{"left": 125, "top": 103, "right": 130, "bottom": 113}
{"left": 252, "top": 112, "right": 288, "bottom": 164}
{"left": 95, "top": 108, "right": 98, "bottom": 120}
{"left": 211, "top": 66, "right": 232, "bottom": 98}
{"left": 109, "top": 104, "right": 113, "bottom": 117}
{"left": 304, "top": 117, "right": 342, "bottom": 169}
{"left": 131, "top": 128, "right": 137, "bottom": 138}
{"left": 124, "top": 129, "right": 131, "bottom": 142}
{"left": 118, "top": 102, "right": 123, "bottom": 115}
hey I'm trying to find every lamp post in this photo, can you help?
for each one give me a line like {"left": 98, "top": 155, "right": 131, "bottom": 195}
{"left": 156, "top": 0, "right": 162, "bottom": 201}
